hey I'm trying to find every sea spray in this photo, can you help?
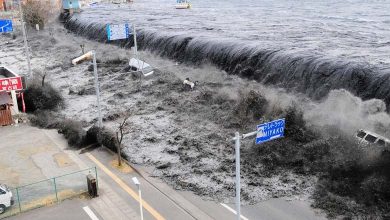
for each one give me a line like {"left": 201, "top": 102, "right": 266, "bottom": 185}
{"left": 64, "top": 17, "right": 390, "bottom": 110}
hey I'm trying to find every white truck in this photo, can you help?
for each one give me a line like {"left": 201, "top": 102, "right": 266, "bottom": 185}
{"left": 0, "top": 184, "right": 13, "bottom": 214}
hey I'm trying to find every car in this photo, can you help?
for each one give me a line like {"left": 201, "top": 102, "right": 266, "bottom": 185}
{"left": 0, "top": 184, "right": 13, "bottom": 214}
{"left": 356, "top": 129, "right": 390, "bottom": 149}
{"left": 128, "top": 58, "right": 154, "bottom": 77}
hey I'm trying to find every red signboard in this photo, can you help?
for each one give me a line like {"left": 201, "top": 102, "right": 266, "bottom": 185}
{"left": 0, "top": 76, "right": 23, "bottom": 91}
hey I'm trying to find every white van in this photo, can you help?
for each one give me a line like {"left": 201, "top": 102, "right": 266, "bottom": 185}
{"left": 356, "top": 129, "right": 390, "bottom": 149}
{"left": 0, "top": 184, "right": 13, "bottom": 214}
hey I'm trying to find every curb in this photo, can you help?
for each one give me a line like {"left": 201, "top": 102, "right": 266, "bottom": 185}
{"left": 98, "top": 146, "right": 214, "bottom": 220}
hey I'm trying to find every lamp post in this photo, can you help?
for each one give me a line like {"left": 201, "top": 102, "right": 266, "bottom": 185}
{"left": 91, "top": 50, "right": 102, "bottom": 128}
{"left": 71, "top": 51, "right": 102, "bottom": 128}
{"left": 18, "top": 0, "right": 32, "bottom": 78}
{"left": 132, "top": 177, "right": 144, "bottom": 220}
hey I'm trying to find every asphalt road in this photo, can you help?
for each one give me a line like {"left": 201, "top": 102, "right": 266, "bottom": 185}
{"left": 2, "top": 125, "right": 327, "bottom": 220}
{"left": 6, "top": 199, "right": 102, "bottom": 220}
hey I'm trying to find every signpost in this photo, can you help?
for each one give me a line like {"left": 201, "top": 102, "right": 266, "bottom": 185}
{"left": 106, "top": 23, "right": 130, "bottom": 41}
{"left": 0, "top": 20, "right": 13, "bottom": 33}
{"left": 232, "top": 118, "right": 285, "bottom": 220}
{"left": 106, "top": 23, "right": 154, "bottom": 76}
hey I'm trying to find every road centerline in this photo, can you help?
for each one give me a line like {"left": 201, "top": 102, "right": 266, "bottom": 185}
{"left": 85, "top": 152, "right": 166, "bottom": 220}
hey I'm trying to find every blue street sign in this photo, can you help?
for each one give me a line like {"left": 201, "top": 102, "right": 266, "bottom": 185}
{"left": 256, "top": 118, "right": 285, "bottom": 144}
{"left": 0, "top": 20, "right": 13, "bottom": 33}
{"left": 106, "top": 23, "right": 130, "bottom": 41}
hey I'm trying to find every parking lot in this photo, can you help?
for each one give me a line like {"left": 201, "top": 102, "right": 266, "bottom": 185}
{"left": 0, "top": 124, "right": 92, "bottom": 218}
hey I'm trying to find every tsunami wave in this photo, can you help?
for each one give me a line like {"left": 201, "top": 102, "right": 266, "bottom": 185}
{"left": 64, "top": 16, "right": 390, "bottom": 110}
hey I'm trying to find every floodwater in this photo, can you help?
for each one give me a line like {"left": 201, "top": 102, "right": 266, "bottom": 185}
{"left": 76, "top": 0, "right": 390, "bottom": 68}
{"left": 67, "top": 0, "right": 390, "bottom": 107}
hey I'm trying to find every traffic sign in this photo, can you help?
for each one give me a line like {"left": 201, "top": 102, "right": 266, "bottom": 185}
{"left": 0, "top": 20, "right": 13, "bottom": 33}
{"left": 256, "top": 118, "right": 285, "bottom": 144}
{"left": 106, "top": 23, "right": 130, "bottom": 41}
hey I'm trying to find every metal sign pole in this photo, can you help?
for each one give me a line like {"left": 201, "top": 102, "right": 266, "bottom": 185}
{"left": 132, "top": 24, "right": 139, "bottom": 60}
{"left": 132, "top": 24, "right": 143, "bottom": 73}
{"left": 92, "top": 51, "right": 102, "bottom": 128}
{"left": 231, "top": 118, "right": 285, "bottom": 220}
{"left": 18, "top": 0, "right": 32, "bottom": 78}
{"left": 234, "top": 132, "right": 241, "bottom": 220}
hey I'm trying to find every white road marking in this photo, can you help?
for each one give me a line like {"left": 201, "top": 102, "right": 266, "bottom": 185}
{"left": 83, "top": 206, "right": 100, "bottom": 220}
{"left": 220, "top": 203, "right": 249, "bottom": 220}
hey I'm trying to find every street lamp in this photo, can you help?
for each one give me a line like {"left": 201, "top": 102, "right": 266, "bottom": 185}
{"left": 18, "top": 0, "right": 32, "bottom": 78}
{"left": 132, "top": 177, "right": 144, "bottom": 220}
{"left": 72, "top": 51, "right": 102, "bottom": 128}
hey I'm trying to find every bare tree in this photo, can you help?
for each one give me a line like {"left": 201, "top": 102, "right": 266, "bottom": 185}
{"left": 21, "top": 0, "right": 59, "bottom": 29}
{"left": 116, "top": 115, "right": 130, "bottom": 166}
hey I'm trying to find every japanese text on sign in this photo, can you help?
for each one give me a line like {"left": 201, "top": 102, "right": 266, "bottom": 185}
{"left": 256, "top": 118, "right": 285, "bottom": 144}
{"left": 0, "top": 77, "right": 23, "bottom": 91}
{"left": 106, "top": 23, "right": 130, "bottom": 41}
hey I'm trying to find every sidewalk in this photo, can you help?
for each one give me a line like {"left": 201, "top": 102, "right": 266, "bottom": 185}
{"left": 0, "top": 125, "right": 140, "bottom": 220}
{"left": 79, "top": 147, "right": 211, "bottom": 220}
{"left": 43, "top": 129, "right": 141, "bottom": 220}
{"left": 1, "top": 124, "right": 210, "bottom": 220}
{"left": 2, "top": 125, "right": 326, "bottom": 220}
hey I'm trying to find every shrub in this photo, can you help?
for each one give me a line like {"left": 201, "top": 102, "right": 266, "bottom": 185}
{"left": 244, "top": 105, "right": 321, "bottom": 174}
{"left": 22, "top": 0, "right": 59, "bottom": 28}
{"left": 312, "top": 138, "right": 390, "bottom": 218}
{"left": 359, "top": 174, "right": 390, "bottom": 206}
{"left": 29, "top": 110, "right": 61, "bottom": 128}
{"left": 24, "top": 82, "right": 64, "bottom": 112}
{"left": 58, "top": 120, "right": 86, "bottom": 148}
{"left": 227, "top": 90, "right": 268, "bottom": 129}
{"left": 86, "top": 126, "right": 119, "bottom": 152}
{"left": 244, "top": 104, "right": 390, "bottom": 218}
{"left": 22, "top": 1, "right": 48, "bottom": 28}
{"left": 29, "top": 112, "right": 85, "bottom": 148}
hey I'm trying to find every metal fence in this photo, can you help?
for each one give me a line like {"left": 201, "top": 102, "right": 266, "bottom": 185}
{"left": 0, "top": 167, "right": 98, "bottom": 219}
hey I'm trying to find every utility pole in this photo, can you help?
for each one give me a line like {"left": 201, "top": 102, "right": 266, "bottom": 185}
{"left": 18, "top": 0, "right": 32, "bottom": 79}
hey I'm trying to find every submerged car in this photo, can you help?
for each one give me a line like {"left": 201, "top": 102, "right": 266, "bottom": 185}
{"left": 356, "top": 129, "right": 390, "bottom": 149}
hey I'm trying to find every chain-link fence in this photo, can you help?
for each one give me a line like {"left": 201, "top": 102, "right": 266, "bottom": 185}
{"left": 0, "top": 167, "right": 98, "bottom": 219}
